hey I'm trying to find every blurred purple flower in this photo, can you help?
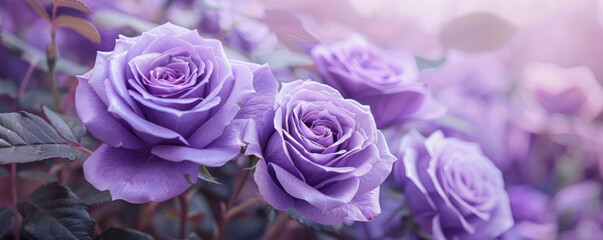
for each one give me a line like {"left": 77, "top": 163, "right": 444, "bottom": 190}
{"left": 500, "top": 186, "right": 557, "bottom": 240}
{"left": 554, "top": 181, "right": 603, "bottom": 240}
{"left": 311, "top": 38, "right": 445, "bottom": 128}
{"left": 85, "top": 0, "right": 165, "bottom": 22}
{"left": 394, "top": 130, "right": 513, "bottom": 239}
{"left": 2, "top": 0, "right": 120, "bottom": 68}
{"left": 23, "top": 17, "right": 119, "bottom": 67}
{"left": 199, "top": 0, "right": 273, "bottom": 54}
{"left": 76, "top": 23, "right": 278, "bottom": 203}
{"left": 224, "top": 19, "right": 277, "bottom": 55}
{"left": 420, "top": 51, "right": 532, "bottom": 171}
{"left": 253, "top": 80, "right": 396, "bottom": 225}
{"left": 520, "top": 62, "right": 603, "bottom": 120}
{"left": 353, "top": 185, "right": 417, "bottom": 240}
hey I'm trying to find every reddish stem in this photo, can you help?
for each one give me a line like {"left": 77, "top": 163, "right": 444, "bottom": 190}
{"left": 48, "top": 0, "right": 60, "bottom": 111}
{"left": 72, "top": 144, "right": 93, "bottom": 155}
{"left": 178, "top": 194, "right": 189, "bottom": 239}
{"left": 17, "top": 57, "right": 41, "bottom": 97}
{"left": 264, "top": 213, "right": 288, "bottom": 240}
{"left": 11, "top": 164, "right": 19, "bottom": 240}
{"left": 215, "top": 169, "right": 252, "bottom": 240}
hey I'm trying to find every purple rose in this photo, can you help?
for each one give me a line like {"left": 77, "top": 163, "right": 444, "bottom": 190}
{"left": 394, "top": 130, "right": 513, "bottom": 239}
{"left": 76, "top": 23, "right": 278, "bottom": 203}
{"left": 311, "top": 38, "right": 444, "bottom": 128}
{"left": 253, "top": 80, "right": 396, "bottom": 225}
{"left": 419, "top": 51, "right": 519, "bottom": 170}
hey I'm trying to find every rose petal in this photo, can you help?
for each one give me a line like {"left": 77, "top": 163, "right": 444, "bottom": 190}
{"left": 253, "top": 159, "right": 295, "bottom": 210}
{"left": 105, "top": 80, "right": 188, "bottom": 145}
{"left": 151, "top": 119, "right": 247, "bottom": 167}
{"left": 271, "top": 163, "right": 359, "bottom": 211}
{"left": 295, "top": 186, "right": 381, "bottom": 225}
{"left": 187, "top": 64, "right": 254, "bottom": 148}
{"left": 83, "top": 144, "right": 198, "bottom": 203}
{"left": 76, "top": 72, "right": 145, "bottom": 149}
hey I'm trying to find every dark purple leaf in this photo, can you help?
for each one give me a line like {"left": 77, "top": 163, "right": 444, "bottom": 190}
{"left": 0, "top": 208, "right": 15, "bottom": 238}
{"left": 74, "top": 182, "right": 112, "bottom": 206}
{"left": 0, "top": 112, "right": 78, "bottom": 164}
{"left": 18, "top": 182, "right": 95, "bottom": 240}
{"left": 97, "top": 227, "right": 154, "bottom": 240}
{"left": 41, "top": 105, "right": 86, "bottom": 144}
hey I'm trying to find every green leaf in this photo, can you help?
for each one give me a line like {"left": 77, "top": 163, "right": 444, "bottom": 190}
{"left": 224, "top": 216, "right": 267, "bottom": 239}
{"left": 0, "top": 80, "right": 17, "bottom": 99}
{"left": 255, "top": 50, "right": 314, "bottom": 69}
{"left": 57, "top": 0, "right": 93, "bottom": 14}
{"left": 434, "top": 115, "right": 474, "bottom": 135}
{"left": 55, "top": 15, "right": 101, "bottom": 44}
{"left": 198, "top": 166, "right": 225, "bottom": 186}
{"left": 25, "top": 0, "right": 50, "bottom": 22}
{"left": 186, "top": 232, "right": 203, "bottom": 240}
{"left": 41, "top": 105, "right": 86, "bottom": 144}
{"left": 18, "top": 169, "right": 57, "bottom": 181}
{"left": 18, "top": 182, "right": 95, "bottom": 240}
{"left": 184, "top": 173, "right": 194, "bottom": 185}
{"left": 94, "top": 10, "right": 156, "bottom": 33}
{"left": 0, "top": 166, "right": 8, "bottom": 179}
{"left": 440, "top": 12, "right": 517, "bottom": 52}
{"left": 414, "top": 55, "right": 447, "bottom": 72}
{"left": 18, "top": 88, "right": 55, "bottom": 110}
{"left": 0, "top": 112, "right": 78, "bottom": 164}
{"left": 265, "top": 206, "right": 278, "bottom": 222}
{"left": 97, "top": 227, "right": 153, "bottom": 240}
{"left": 0, "top": 208, "right": 15, "bottom": 238}
{"left": 285, "top": 208, "right": 336, "bottom": 232}
{"left": 223, "top": 46, "right": 252, "bottom": 62}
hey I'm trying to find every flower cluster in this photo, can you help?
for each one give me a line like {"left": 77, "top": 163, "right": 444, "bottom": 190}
{"left": 1, "top": 0, "right": 602, "bottom": 239}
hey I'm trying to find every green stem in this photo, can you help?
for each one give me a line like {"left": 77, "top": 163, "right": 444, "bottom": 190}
{"left": 47, "top": 59, "right": 61, "bottom": 111}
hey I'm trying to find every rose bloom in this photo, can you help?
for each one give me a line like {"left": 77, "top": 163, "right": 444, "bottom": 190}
{"left": 76, "top": 23, "right": 278, "bottom": 203}
{"left": 252, "top": 80, "right": 397, "bottom": 225}
{"left": 394, "top": 130, "right": 513, "bottom": 239}
{"left": 311, "top": 38, "right": 444, "bottom": 128}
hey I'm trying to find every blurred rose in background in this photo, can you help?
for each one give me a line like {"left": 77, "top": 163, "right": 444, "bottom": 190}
{"left": 1, "top": 0, "right": 603, "bottom": 239}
